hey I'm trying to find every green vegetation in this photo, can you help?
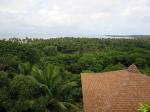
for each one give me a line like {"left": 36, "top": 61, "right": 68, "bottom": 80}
{"left": 138, "top": 104, "right": 150, "bottom": 112}
{"left": 0, "top": 37, "right": 150, "bottom": 111}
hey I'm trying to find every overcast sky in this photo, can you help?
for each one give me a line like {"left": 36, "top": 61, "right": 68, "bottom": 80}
{"left": 0, "top": 0, "right": 150, "bottom": 36}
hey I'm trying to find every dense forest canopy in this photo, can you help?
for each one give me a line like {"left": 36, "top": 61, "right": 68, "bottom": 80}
{"left": 0, "top": 37, "right": 150, "bottom": 112}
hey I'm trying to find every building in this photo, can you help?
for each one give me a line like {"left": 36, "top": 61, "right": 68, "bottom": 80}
{"left": 81, "top": 64, "right": 150, "bottom": 112}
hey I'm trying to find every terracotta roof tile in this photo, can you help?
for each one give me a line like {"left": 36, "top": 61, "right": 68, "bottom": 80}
{"left": 81, "top": 66, "right": 150, "bottom": 112}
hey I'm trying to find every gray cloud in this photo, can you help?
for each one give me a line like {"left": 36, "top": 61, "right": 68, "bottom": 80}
{"left": 0, "top": 0, "right": 150, "bottom": 35}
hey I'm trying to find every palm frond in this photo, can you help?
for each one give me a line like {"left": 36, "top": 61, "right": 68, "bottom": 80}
{"left": 63, "top": 102, "right": 79, "bottom": 111}
{"left": 18, "top": 62, "right": 31, "bottom": 75}
{"left": 58, "top": 81, "right": 77, "bottom": 96}
{"left": 31, "top": 66, "right": 45, "bottom": 84}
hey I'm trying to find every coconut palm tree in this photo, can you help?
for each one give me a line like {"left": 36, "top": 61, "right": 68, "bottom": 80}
{"left": 31, "top": 64, "right": 79, "bottom": 112}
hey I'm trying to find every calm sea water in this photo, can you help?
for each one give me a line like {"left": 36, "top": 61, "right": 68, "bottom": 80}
{"left": 0, "top": 33, "right": 132, "bottom": 39}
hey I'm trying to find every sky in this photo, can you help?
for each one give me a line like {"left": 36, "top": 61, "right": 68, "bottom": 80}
{"left": 0, "top": 0, "right": 150, "bottom": 36}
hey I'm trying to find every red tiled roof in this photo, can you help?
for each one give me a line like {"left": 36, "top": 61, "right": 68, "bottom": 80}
{"left": 81, "top": 65, "right": 150, "bottom": 112}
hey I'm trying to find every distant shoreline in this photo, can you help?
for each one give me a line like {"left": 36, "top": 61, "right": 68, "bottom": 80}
{"left": 0, "top": 33, "right": 150, "bottom": 39}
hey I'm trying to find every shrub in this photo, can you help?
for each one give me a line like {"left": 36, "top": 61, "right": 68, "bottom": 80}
{"left": 138, "top": 103, "right": 150, "bottom": 112}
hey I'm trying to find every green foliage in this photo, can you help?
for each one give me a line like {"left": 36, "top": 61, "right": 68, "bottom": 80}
{"left": 0, "top": 37, "right": 150, "bottom": 111}
{"left": 0, "top": 40, "right": 39, "bottom": 64}
{"left": 43, "top": 46, "right": 58, "bottom": 56}
{"left": 18, "top": 62, "right": 32, "bottom": 75}
{"left": 140, "top": 66, "right": 150, "bottom": 75}
{"left": 0, "top": 71, "right": 10, "bottom": 88}
{"left": 138, "top": 103, "right": 150, "bottom": 112}
{"left": 0, "top": 89, "right": 12, "bottom": 112}
{"left": 31, "top": 64, "right": 79, "bottom": 112}
{"left": 0, "top": 54, "right": 20, "bottom": 72}
{"left": 0, "top": 71, "right": 12, "bottom": 111}
{"left": 135, "top": 58, "right": 146, "bottom": 68}
{"left": 103, "top": 63, "right": 125, "bottom": 72}
{"left": 10, "top": 75, "right": 49, "bottom": 112}
{"left": 11, "top": 75, "right": 41, "bottom": 99}
{"left": 78, "top": 54, "right": 97, "bottom": 72}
